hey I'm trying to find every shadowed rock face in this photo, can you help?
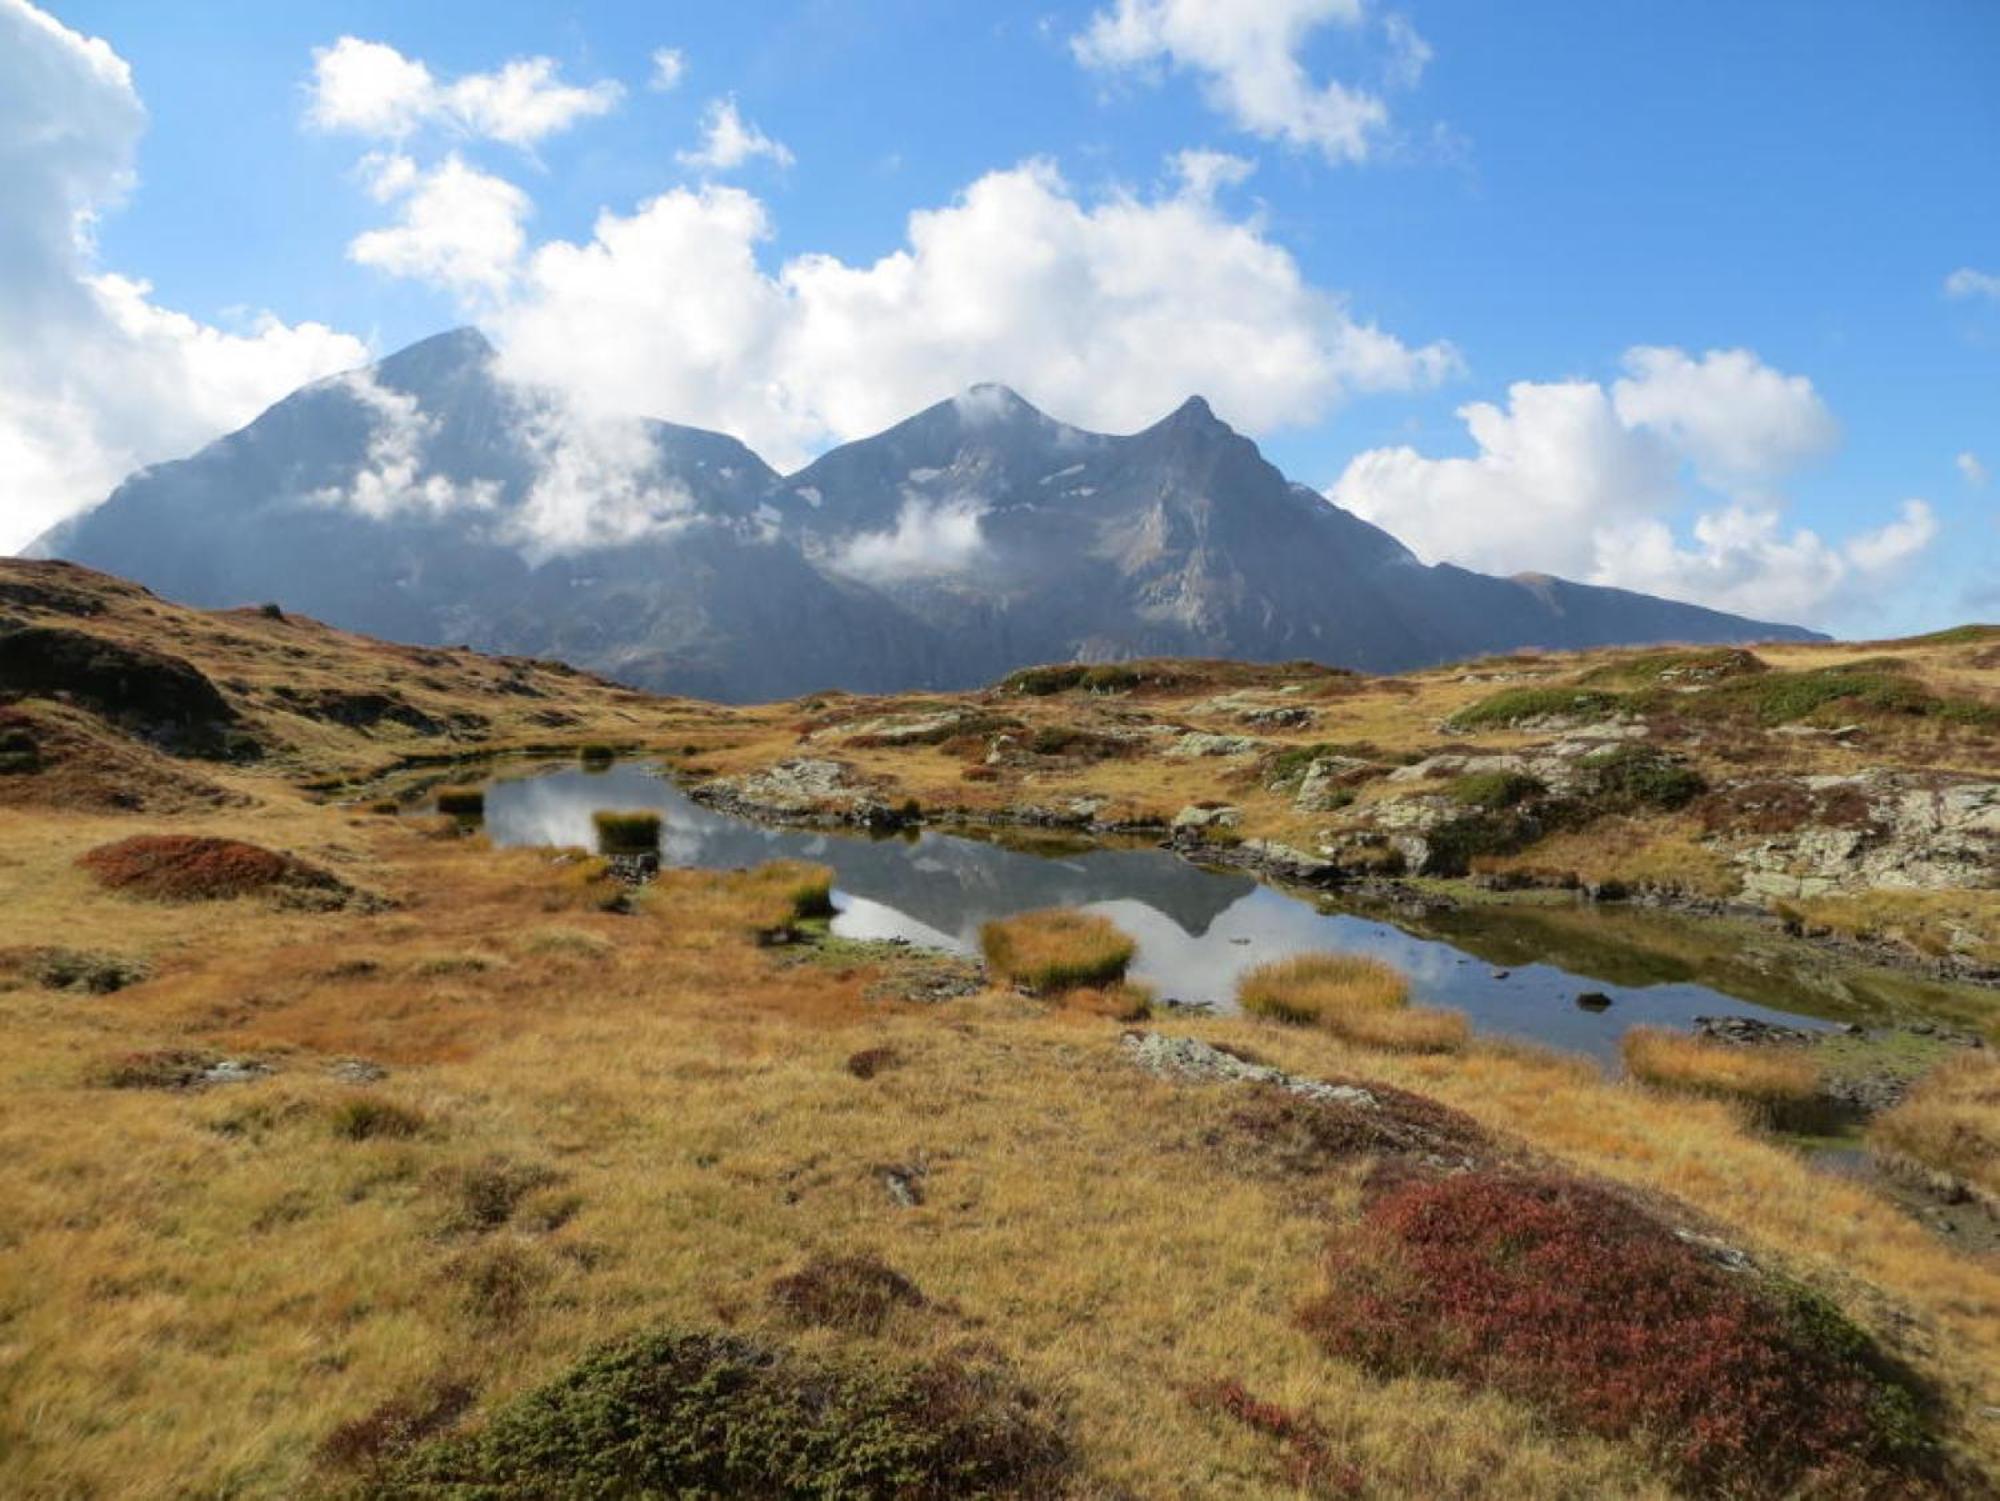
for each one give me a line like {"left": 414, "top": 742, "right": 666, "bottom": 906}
{"left": 33, "top": 328, "right": 1822, "bottom": 701}
{"left": 0, "top": 625, "right": 240, "bottom": 756}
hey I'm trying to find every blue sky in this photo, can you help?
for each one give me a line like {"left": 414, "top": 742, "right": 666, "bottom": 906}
{"left": 4, "top": 0, "right": 1996, "bottom": 631}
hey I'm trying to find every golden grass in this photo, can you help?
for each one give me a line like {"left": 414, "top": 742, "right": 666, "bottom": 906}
{"left": 3, "top": 797, "right": 1998, "bottom": 1498}
{"left": 1238, "top": 952, "right": 1467, "bottom": 1054}
{"left": 1869, "top": 1051, "right": 2000, "bottom": 1202}
{"left": 980, "top": 907, "right": 1136, "bottom": 993}
{"left": 1620, "top": 1027, "right": 1823, "bottom": 1126}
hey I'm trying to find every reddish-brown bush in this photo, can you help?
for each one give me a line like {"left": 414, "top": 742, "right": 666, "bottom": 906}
{"left": 845, "top": 1045, "right": 903, "bottom": 1080}
{"left": 318, "top": 1377, "right": 476, "bottom": 1474}
{"left": 1189, "top": 1379, "right": 1363, "bottom": 1497}
{"left": 1299, "top": 1171, "right": 1937, "bottom": 1495}
{"left": 77, "top": 834, "right": 346, "bottom": 903}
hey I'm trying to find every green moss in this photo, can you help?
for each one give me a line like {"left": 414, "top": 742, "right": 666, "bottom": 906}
{"left": 381, "top": 1327, "right": 1070, "bottom": 1499}
{"left": 1686, "top": 665, "right": 2000, "bottom": 728}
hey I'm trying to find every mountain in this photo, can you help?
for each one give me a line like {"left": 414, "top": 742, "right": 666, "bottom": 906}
{"left": 29, "top": 328, "right": 1821, "bottom": 700}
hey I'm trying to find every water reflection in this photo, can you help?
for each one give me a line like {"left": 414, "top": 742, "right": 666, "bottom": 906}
{"left": 482, "top": 762, "right": 1833, "bottom": 1062}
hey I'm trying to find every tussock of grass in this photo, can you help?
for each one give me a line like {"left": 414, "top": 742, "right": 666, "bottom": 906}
{"left": 726, "top": 858, "right": 837, "bottom": 936}
{"left": 769, "top": 1252, "right": 927, "bottom": 1334}
{"left": 591, "top": 808, "right": 662, "bottom": 854}
{"left": 1869, "top": 1052, "right": 2000, "bottom": 1203}
{"left": 1620, "top": 1027, "right": 1824, "bottom": 1128}
{"left": 980, "top": 908, "right": 1135, "bottom": 994}
{"left": 522, "top": 926, "right": 615, "bottom": 960}
{"left": 329, "top": 1093, "right": 427, "bottom": 1141}
{"left": 434, "top": 787, "right": 486, "bottom": 817}
{"left": 1238, "top": 952, "right": 1467, "bottom": 1053}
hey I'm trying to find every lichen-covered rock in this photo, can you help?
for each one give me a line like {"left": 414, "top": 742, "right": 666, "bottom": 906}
{"left": 1167, "top": 731, "right": 1263, "bottom": 759}
{"left": 1723, "top": 772, "right": 1999, "bottom": 897}
{"left": 1172, "top": 803, "right": 1241, "bottom": 832}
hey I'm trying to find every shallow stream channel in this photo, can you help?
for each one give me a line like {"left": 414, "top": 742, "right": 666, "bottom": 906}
{"left": 433, "top": 759, "right": 1990, "bottom": 1067}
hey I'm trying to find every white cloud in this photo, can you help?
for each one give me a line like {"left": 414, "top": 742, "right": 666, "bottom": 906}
{"left": 1959, "top": 451, "right": 1989, "bottom": 488}
{"left": 309, "top": 370, "right": 498, "bottom": 520}
{"left": 1073, "top": 0, "right": 1402, "bottom": 163}
{"left": 676, "top": 96, "right": 794, "bottom": 172}
{"left": 1171, "top": 147, "right": 1256, "bottom": 198}
{"left": 463, "top": 158, "right": 1456, "bottom": 471}
{"left": 0, "top": 0, "right": 366, "bottom": 552}
{"left": 1329, "top": 348, "right": 1932, "bottom": 622}
{"left": 832, "top": 496, "right": 989, "bottom": 582}
{"left": 1944, "top": 266, "right": 2000, "bottom": 301}
{"left": 305, "top": 36, "right": 620, "bottom": 148}
{"left": 348, "top": 154, "right": 530, "bottom": 297}
{"left": 649, "top": 48, "right": 686, "bottom": 92}
{"left": 1610, "top": 345, "right": 1837, "bottom": 484}
{"left": 508, "top": 401, "right": 701, "bottom": 561}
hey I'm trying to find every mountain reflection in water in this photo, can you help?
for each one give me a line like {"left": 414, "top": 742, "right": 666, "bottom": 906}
{"left": 481, "top": 762, "right": 1837, "bottom": 1063}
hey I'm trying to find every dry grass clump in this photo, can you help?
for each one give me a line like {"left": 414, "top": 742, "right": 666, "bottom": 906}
{"left": 1620, "top": 1027, "right": 1825, "bottom": 1129}
{"left": 76, "top": 834, "right": 347, "bottom": 904}
{"left": 329, "top": 1093, "right": 428, "bottom": 1141}
{"left": 1237, "top": 953, "right": 1466, "bottom": 1053}
{"left": 731, "top": 858, "right": 836, "bottom": 935}
{"left": 1869, "top": 1052, "right": 2000, "bottom": 1204}
{"left": 591, "top": 808, "right": 661, "bottom": 854}
{"left": 980, "top": 908, "right": 1136, "bottom": 994}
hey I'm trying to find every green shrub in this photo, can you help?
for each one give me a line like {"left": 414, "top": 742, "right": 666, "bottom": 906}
{"left": 1446, "top": 771, "right": 1545, "bottom": 808}
{"left": 1446, "top": 687, "right": 1625, "bottom": 731}
{"left": 435, "top": 787, "right": 486, "bottom": 817}
{"left": 1581, "top": 744, "right": 1707, "bottom": 810}
{"left": 381, "top": 1327, "right": 1071, "bottom": 1498}
{"left": 592, "top": 809, "right": 662, "bottom": 854}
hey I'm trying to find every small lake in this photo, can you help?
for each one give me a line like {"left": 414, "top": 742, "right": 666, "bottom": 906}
{"left": 474, "top": 762, "right": 1878, "bottom": 1063}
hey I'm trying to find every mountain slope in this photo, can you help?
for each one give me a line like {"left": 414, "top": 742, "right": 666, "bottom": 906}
{"left": 32, "top": 328, "right": 1821, "bottom": 699}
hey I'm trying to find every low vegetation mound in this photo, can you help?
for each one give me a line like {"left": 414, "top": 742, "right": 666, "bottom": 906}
{"left": 1207, "top": 1082, "right": 1491, "bottom": 1182}
{"left": 77, "top": 834, "right": 348, "bottom": 904}
{"left": 0, "top": 624, "right": 245, "bottom": 756}
{"left": 1300, "top": 1171, "right": 1939, "bottom": 1496}
{"left": 378, "top": 1327, "right": 1071, "bottom": 1499}
{"left": 1238, "top": 953, "right": 1466, "bottom": 1053}
{"left": 1000, "top": 657, "right": 1349, "bottom": 697}
{"left": 0, "top": 946, "right": 148, "bottom": 995}
{"left": 770, "top": 1253, "right": 928, "bottom": 1334}
{"left": 1578, "top": 647, "right": 1768, "bottom": 687}
{"left": 980, "top": 909, "right": 1135, "bottom": 993}
{"left": 738, "top": 859, "right": 837, "bottom": 931}
{"left": 1869, "top": 1052, "right": 2000, "bottom": 1205}
{"left": 1445, "top": 686, "right": 1624, "bottom": 731}
{"left": 1682, "top": 662, "right": 2000, "bottom": 729}
{"left": 1621, "top": 1026, "right": 1826, "bottom": 1129}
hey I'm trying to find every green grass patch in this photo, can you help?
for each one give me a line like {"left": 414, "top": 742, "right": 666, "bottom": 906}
{"left": 1446, "top": 771, "right": 1545, "bottom": 808}
{"left": 1683, "top": 664, "right": 2000, "bottom": 728}
{"left": 1578, "top": 648, "right": 1767, "bottom": 687}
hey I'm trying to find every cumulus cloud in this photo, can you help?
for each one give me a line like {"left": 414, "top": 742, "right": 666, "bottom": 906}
{"left": 1329, "top": 348, "right": 1933, "bottom": 622}
{"left": 676, "top": 96, "right": 794, "bottom": 172}
{"left": 649, "top": 48, "right": 686, "bottom": 92}
{"left": 508, "top": 400, "right": 702, "bottom": 561}
{"left": 1944, "top": 266, "right": 2000, "bottom": 301}
{"left": 1170, "top": 147, "right": 1256, "bottom": 198}
{"left": 306, "top": 36, "right": 620, "bottom": 147}
{"left": 0, "top": 0, "right": 365, "bottom": 552}
{"left": 832, "top": 496, "right": 989, "bottom": 581}
{"left": 467, "top": 158, "right": 1455, "bottom": 471}
{"left": 348, "top": 153, "right": 530, "bottom": 297}
{"left": 1960, "top": 451, "right": 1989, "bottom": 488}
{"left": 309, "top": 370, "right": 498, "bottom": 520}
{"left": 1072, "top": 0, "right": 1415, "bottom": 163}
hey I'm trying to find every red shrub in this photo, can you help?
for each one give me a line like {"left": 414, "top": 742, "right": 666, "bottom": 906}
{"left": 77, "top": 834, "right": 345, "bottom": 902}
{"left": 1299, "top": 1172, "right": 1937, "bottom": 1495}
{"left": 1189, "top": 1379, "right": 1363, "bottom": 1497}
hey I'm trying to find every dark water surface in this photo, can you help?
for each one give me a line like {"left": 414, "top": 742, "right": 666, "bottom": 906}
{"left": 478, "top": 762, "right": 1857, "bottom": 1064}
